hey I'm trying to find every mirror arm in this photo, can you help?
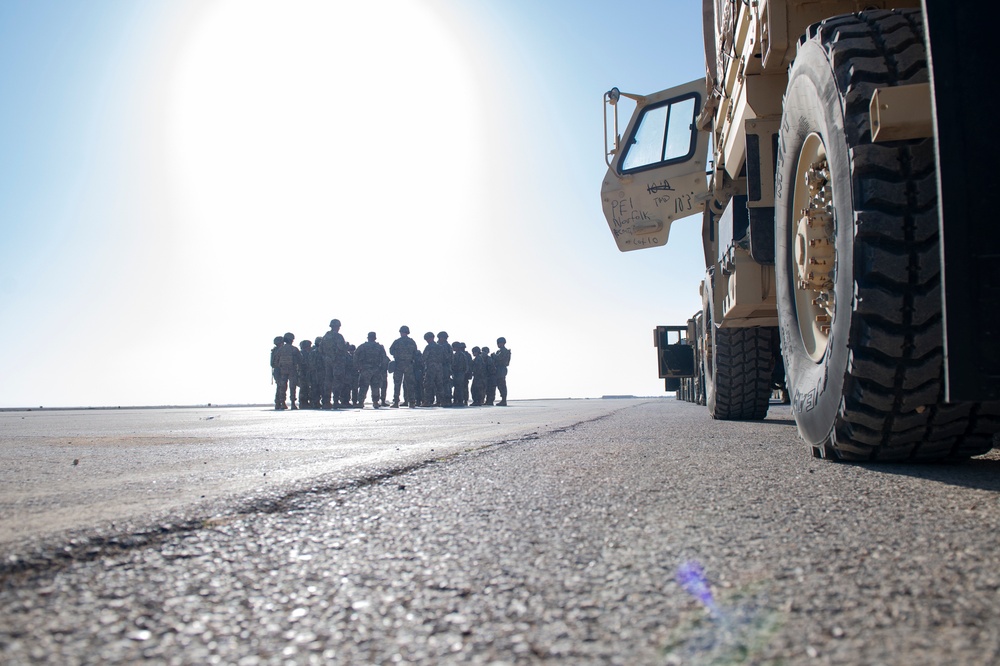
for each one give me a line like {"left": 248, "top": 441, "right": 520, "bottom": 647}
{"left": 604, "top": 88, "right": 646, "bottom": 168}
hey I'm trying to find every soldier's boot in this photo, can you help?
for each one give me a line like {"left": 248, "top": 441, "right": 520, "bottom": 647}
{"left": 498, "top": 399, "right": 507, "bottom": 407}
{"left": 391, "top": 400, "right": 399, "bottom": 408}
{"left": 275, "top": 401, "right": 282, "bottom": 411}
{"left": 291, "top": 403, "right": 298, "bottom": 410}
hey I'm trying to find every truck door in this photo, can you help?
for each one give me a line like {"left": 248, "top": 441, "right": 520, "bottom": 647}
{"left": 601, "top": 79, "right": 710, "bottom": 252}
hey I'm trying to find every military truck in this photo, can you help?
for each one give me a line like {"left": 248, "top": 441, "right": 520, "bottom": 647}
{"left": 601, "top": 1, "right": 1000, "bottom": 460}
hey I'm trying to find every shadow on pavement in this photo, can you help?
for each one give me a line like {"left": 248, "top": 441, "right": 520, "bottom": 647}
{"left": 858, "top": 456, "right": 1000, "bottom": 492}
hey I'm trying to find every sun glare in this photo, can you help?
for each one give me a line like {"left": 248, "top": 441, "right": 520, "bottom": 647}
{"left": 166, "top": 0, "right": 485, "bottom": 285}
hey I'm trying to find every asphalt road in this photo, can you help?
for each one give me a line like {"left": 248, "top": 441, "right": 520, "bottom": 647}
{"left": 0, "top": 401, "right": 613, "bottom": 545}
{"left": 2, "top": 399, "right": 1000, "bottom": 664}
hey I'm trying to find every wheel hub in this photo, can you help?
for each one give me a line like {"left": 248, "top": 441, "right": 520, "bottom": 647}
{"left": 795, "top": 207, "right": 834, "bottom": 292}
{"left": 791, "top": 134, "right": 836, "bottom": 362}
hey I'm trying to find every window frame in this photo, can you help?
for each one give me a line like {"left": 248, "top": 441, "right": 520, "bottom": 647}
{"left": 617, "top": 91, "right": 701, "bottom": 176}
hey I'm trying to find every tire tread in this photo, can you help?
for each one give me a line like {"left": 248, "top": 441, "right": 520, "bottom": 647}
{"left": 788, "top": 10, "right": 999, "bottom": 460}
{"left": 710, "top": 327, "right": 773, "bottom": 421}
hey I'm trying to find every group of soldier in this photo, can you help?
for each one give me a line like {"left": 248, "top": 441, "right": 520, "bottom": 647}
{"left": 270, "top": 319, "right": 512, "bottom": 411}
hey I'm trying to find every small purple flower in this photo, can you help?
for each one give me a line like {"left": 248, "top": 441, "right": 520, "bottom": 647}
{"left": 677, "top": 560, "right": 715, "bottom": 610}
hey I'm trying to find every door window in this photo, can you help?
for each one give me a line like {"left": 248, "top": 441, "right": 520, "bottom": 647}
{"left": 620, "top": 94, "right": 698, "bottom": 173}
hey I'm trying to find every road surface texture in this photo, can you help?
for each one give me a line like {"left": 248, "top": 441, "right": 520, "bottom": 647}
{"left": 2, "top": 399, "right": 1000, "bottom": 664}
{"left": 0, "top": 401, "right": 612, "bottom": 546}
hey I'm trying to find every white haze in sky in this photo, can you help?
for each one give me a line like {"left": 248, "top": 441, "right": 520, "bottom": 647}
{"left": 0, "top": 0, "right": 707, "bottom": 407}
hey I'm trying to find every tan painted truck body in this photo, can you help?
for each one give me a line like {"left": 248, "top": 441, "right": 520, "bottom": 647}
{"left": 600, "top": 1, "right": 1000, "bottom": 460}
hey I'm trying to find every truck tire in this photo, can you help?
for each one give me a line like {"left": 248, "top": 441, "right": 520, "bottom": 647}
{"left": 774, "top": 10, "right": 1000, "bottom": 460}
{"left": 703, "top": 299, "right": 772, "bottom": 419}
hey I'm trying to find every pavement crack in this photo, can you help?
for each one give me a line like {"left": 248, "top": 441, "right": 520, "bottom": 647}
{"left": 0, "top": 462, "right": 433, "bottom": 581}
{"left": 0, "top": 403, "right": 643, "bottom": 582}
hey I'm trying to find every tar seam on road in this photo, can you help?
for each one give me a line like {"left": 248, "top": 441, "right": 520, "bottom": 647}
{"left": 0, "top": 406, "right": 631, "bottom": 581}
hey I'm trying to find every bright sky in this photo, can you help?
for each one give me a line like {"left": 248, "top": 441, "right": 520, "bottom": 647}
{"left": 0, "top": 0, "right": 707, "bottom": 407}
